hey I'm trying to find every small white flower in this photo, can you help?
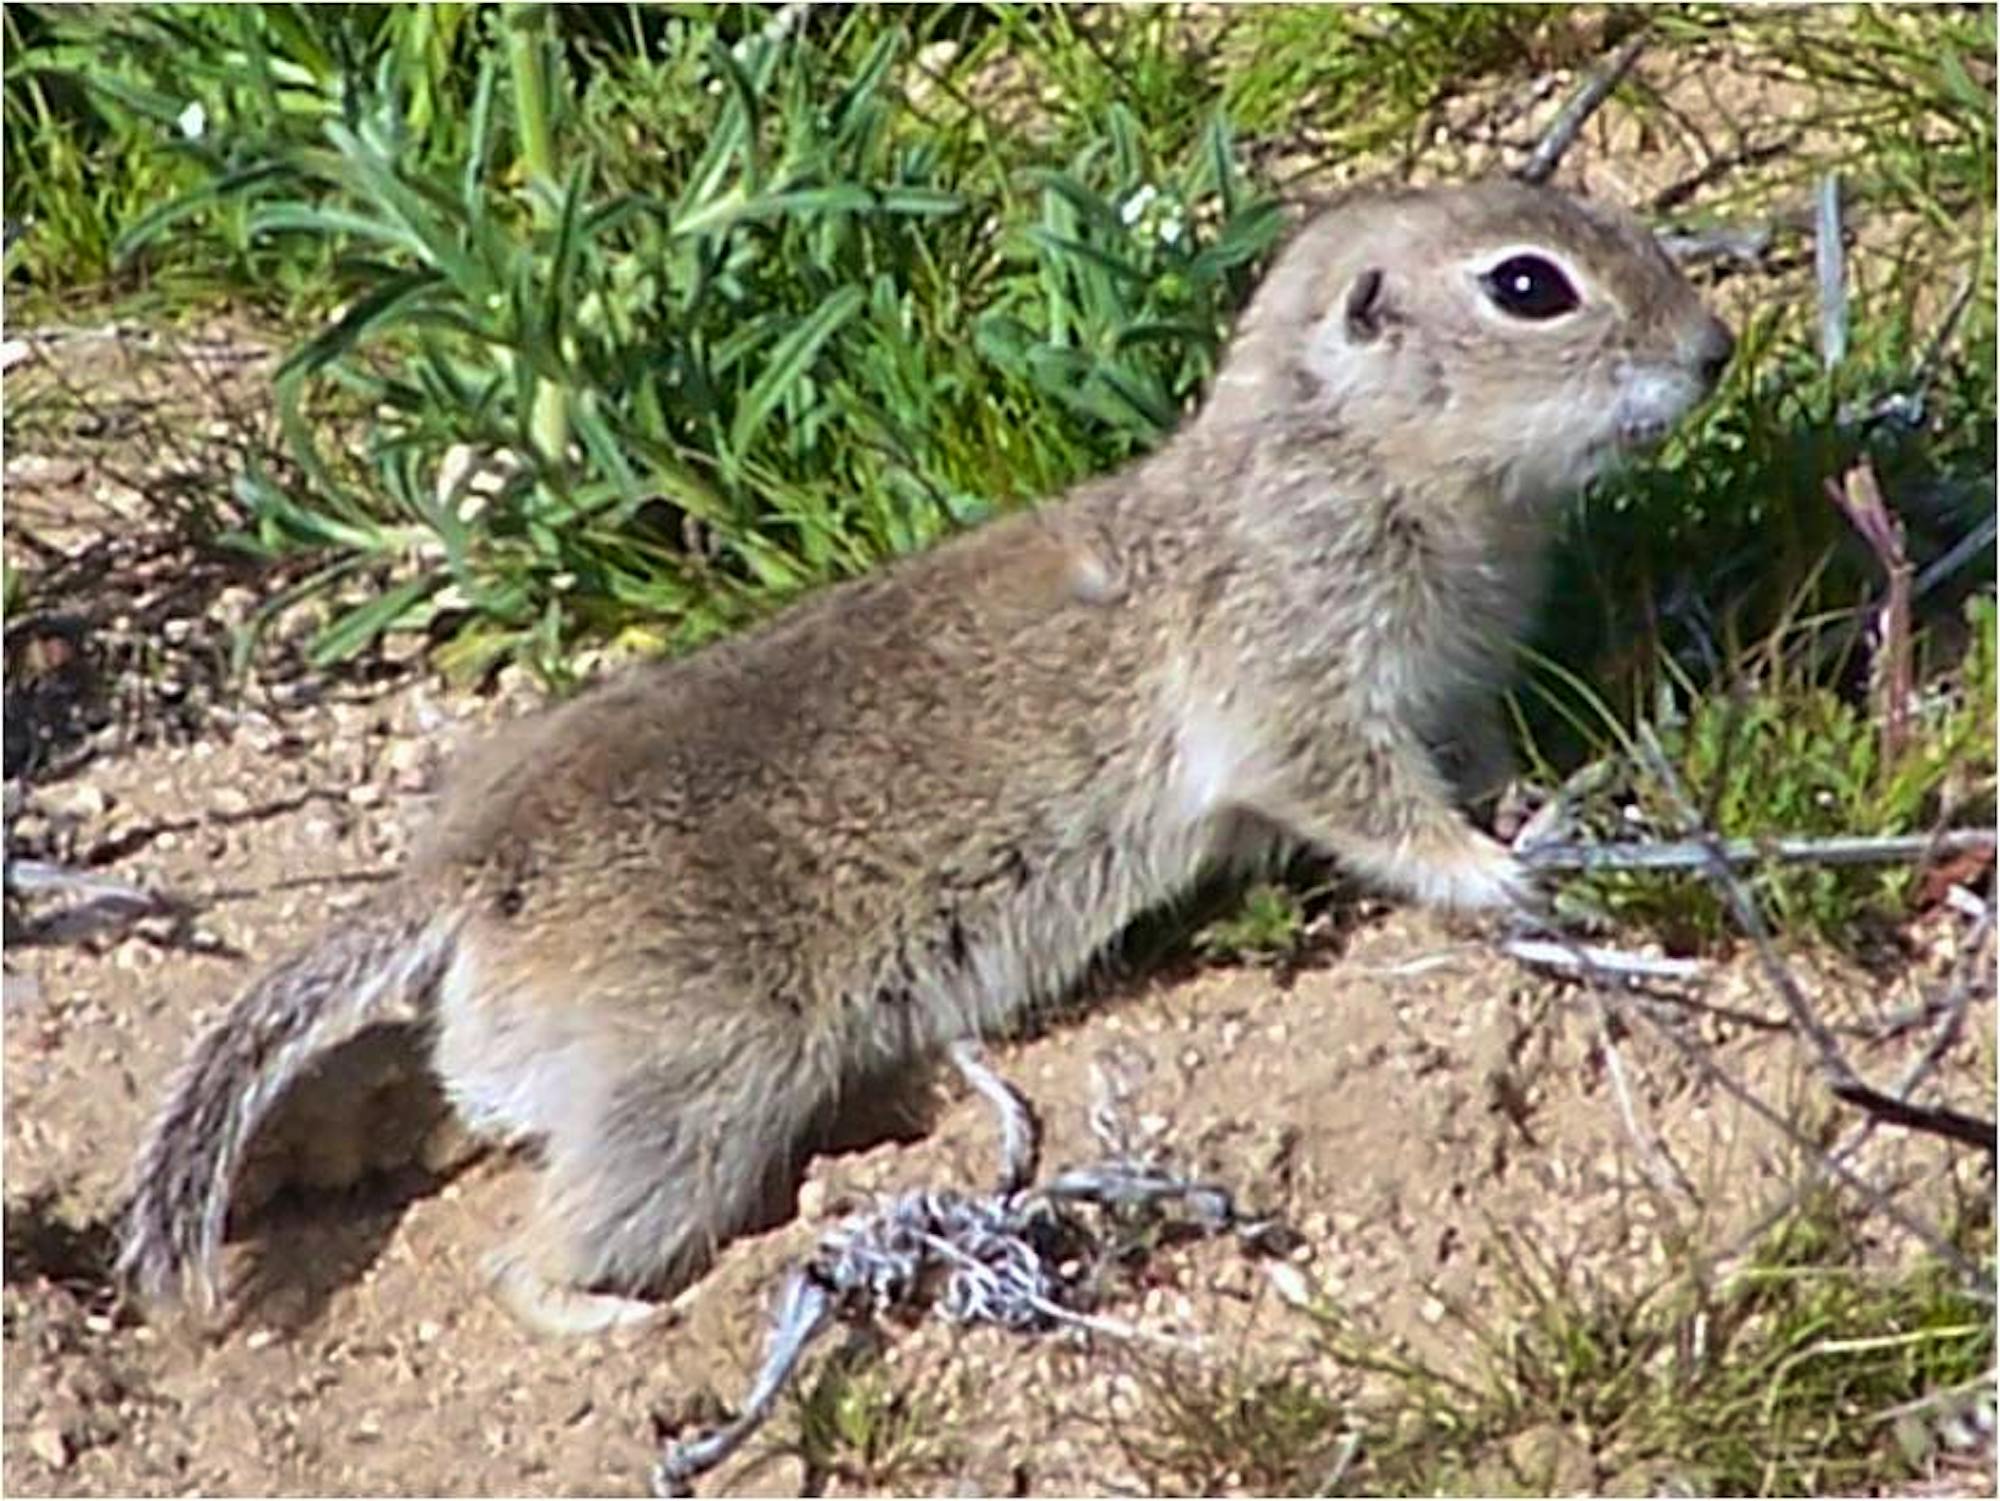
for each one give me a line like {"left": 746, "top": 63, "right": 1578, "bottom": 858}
{"left": 1158, "top": 213, "right": 1184, "bottom": 247}
{"left": 1120, "top": 184, "right": 1158, "bottom": 227}
{"left": 176, "top": 101, "right": 206, "bottom": 140}
{"left": 436, "top": 443, "right": 476, "bottom": 511}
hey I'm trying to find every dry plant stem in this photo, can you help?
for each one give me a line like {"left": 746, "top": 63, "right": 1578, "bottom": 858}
{"left": 3, "top": 858, "right": 165, "bottom": 907}
{"left": 1635, "top": 721, "right": 1864, "bottom": 1093}
{"left": 1593, "top": 992, "right": 1697, "bottom": 1199}
{"left": 649, "top": 1049, "right": 1282, "bottom": 1496}
{"left": 1911, "top": 268, "right": 1981, "bottom": 399}
{"left": 1825, "top": 460, "right": 1914, "bottom": 760}
{"left": 946, "top": 1039, "right": 1041, "bottom": 1192}
{"left": 1516, "top": 33, "right": 1649, "bottom": 186}
{"left": 1827, "top": 903, "right": 1993, "bottom": 1152}
{"left": 1655, "top": 194, "right": 1821, "bottom": 268}
{"left": 1657, "top": 220, "right": 1776, "bottom": 266}
{"left": 1815, "top": 172, "right": 1848, "bottom": 372}
{"left": 1886, "top": 903, "right": 1990, "bottom": 1103}
{"left": 1917, "top": 512, "right": 1999, "bottom": 601}
{"left": 1825, "top": 1081, "right": 1994, "bottom": 1151}
{"left": 3, "top": 859, "right": 181, "bottom": 946}
{"left": 1513, "top": 720, "right": 1993, "bottom": 1282}
{"left": 1521, "top": 828, "right": 1994, "bottom": 875}
{"left": 1510, "top": 755, "right": 1619, "bottom": 849}
{"left": 1502, "top": 936, "right": 1705, "bottom": 984}
{"left": 1705, "top": 896, "right": 1993, "bottom": 1271}
{"left": 1627, "top": 991, "right": 1983, "bottom": 1284}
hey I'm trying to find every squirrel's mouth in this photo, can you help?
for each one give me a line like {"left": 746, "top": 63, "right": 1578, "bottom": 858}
{"left": 1611, "top": 367, "right": 1704, "bottom": 455}
{"left": 1615, "top": 414, "right": 1674, "bottom": 451}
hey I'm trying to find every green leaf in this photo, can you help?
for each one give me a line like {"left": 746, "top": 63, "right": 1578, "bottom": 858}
{"left": 247, "top": 202, "right": 422, "bottom": 250}
{"left": 1024, "top": 227, "right": 1152, "bottom": 288}
{"left": 112, "top": 160, "right": 293, "bottom": 264}
{"left": 274, "top": 266, "right": 444, "bottom": 382}
{"left": 728, "top": 284, "right": 865, "bottom": 458}
{"left": 1019, "top": 168, "right": 1128, "bottom": 237}
{"left": 312, "top": 574, "right": 444, "bottom": 666}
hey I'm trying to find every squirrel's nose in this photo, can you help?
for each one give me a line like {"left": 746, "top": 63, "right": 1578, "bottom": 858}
{"left": 1689, "top": 316, "right": 1735, "bottom": 391}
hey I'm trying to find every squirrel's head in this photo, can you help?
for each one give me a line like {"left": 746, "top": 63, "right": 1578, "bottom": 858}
{"left": 1210, "top": 179, "right": 1734, "bottom": 509}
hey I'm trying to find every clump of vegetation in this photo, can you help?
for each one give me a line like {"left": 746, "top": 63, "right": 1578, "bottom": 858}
{"left": 9, "top": 5, "right": 1291, "bottom": 678}
{"left": 1114, "top": 1208, "right": 1994, "bottom": 1497}
{"left": 789, "top": 1343, "right": 964, "bottom": 1494}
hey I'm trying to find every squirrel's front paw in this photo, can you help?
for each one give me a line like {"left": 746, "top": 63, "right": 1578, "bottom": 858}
{"left": 1408, "top": 829, "right": 1537, "bottom": 914}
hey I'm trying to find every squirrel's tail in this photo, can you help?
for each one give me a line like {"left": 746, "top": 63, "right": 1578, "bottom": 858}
{"left": 117, "top": 893, "right": 456, "bottom": 1317}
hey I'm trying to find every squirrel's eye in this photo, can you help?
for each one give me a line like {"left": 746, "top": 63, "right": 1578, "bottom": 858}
{"left": 1481, "top": 254, "right": 1580, "bottom": 320}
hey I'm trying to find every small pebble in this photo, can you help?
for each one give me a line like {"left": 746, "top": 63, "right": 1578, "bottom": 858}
{"left": 48, "top": 784, "right": 109, "bottom": 821}
{"left": 1265, "top": 1260, "right": 1314, "bottom": 1308}
{"left": 27, "top": 1423, "right": 69, "bottom": 1469}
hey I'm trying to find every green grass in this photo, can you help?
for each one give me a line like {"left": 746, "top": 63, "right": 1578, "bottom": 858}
{"left": 1512, "top": 590, "right": 1999, "bottom": 948}
{"left": 787, "top": 1341, "right": 963, "bottom": 1493}
{"left": 1194, "top": 880, "right": 1315, "bottom": 967}
{"left": 1115, "top": 1207, "right": 1995, "bottom": 1497}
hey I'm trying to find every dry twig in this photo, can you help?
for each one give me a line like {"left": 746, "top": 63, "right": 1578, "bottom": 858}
{"left": 1516, "top": 33, "right": 1649, "bottom": 186}
{"left": 1825, "top": 460, "right": 1915, "bottom": 760}
{"left": 1632, "top": 725, "right": 1996, "bottom": 1157}
{"left": 1522, "top": 828, "right": 1994, "bottom": 875}
{"left": 1814, "top": 172, "right": 1848, "bottom": 371}
{"left": 648, "top": 1044, "right": 1286, "bottom": 1497}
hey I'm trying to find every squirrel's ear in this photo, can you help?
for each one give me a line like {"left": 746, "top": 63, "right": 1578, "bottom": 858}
{"left": 1342, "top": 268, "right": 1389, "bottom": 343}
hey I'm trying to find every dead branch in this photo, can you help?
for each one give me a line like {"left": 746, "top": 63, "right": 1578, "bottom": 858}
{"left": 1502, "top": 936, "right": 1705, "bottom": 984}
{"left": 1826, "top": 460, "right": 1915, "bottom": 760}
{"left": 1516, "top": 32, "right": 1649, "bottom": 186}
{"left": 1633, "top": 724, "right": 1860, "bottom": 1087}
{"left": 1511, "top": 908, "right": 1986, "bottom": 1284}
{"left": 1522, "top": 827, "right": 1995, "bottom": 875}
{"left": 1593, "top": 993, "right": 1698, "bottom": 1198}
{"left": 1827, "top": 1079, "right": 1995, "bottom": 1152}
{"left": 1815, "top": 172, "right": 1848, "bottom": 371}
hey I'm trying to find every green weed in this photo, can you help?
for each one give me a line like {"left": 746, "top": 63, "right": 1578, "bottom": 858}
{"left": 789, "top": 1342, "right": 962, "bottom": 1493}
{"left": 1193, "top": 881, "right": 1313, "bottom": 967}
{"left": 1519, "top": 588, "right": 1997, "bottom": 947}
{"left": 78, "top": 7, "right": 1280, "bottom": 678}
{"left": 1116, "top": 1208, "right": 1994, "bottom": 1497}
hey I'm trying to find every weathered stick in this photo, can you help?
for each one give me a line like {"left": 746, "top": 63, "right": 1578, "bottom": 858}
{"left": 1502, "top": 936, "right": 1705, "bottom": 983}
{"left": 1633, "top": 728, "right": 1997, "bottom": 1160}
{"left": 1826, "top": 460, "right": 1915, "bottom": 760}
{"left": 1517, "top": 32, "right": 1649, "bottom": 186}
{"left": 1814, "top": 172, "right": 1848, "bottom": 371}
{"left": 1512, "top": 902, "right": 1986, "bottom": 1280}
{"left": 1829, "top": 1078, "right": 1995, "bottom": 1152}
{"left": 1522, "top": 828, "right": 1994, "bottom": 874}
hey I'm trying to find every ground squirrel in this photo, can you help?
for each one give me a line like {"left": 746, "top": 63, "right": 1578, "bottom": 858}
{"left": 120, "top": 180, "right": 1733, "bottom": 1337}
